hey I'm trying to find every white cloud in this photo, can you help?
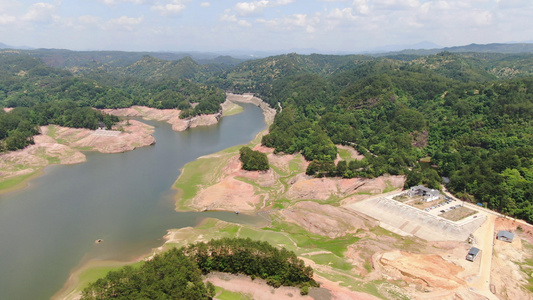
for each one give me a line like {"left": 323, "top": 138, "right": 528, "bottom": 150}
{"left": 97, "top": 0, "right": 151, "bottom": 5}
{"left": 200, "top": 2, "right": 210, "bottom": 7}
{"left": 152, "top": 3, "right": 186, "bottom": 16}
{"left": 328, "top": 7, "right": 357, "bottom": 21}
{"left": 238, "top": 20, "right": 251, "bottom": 26}
{"left": 107, "top": 15, "right": 144, "bottom": 30}
{"left": 22, "top": 2, "right": 56, "bottom": 23}
{"left": 0, "top": 14, "right": 16, "bottom": 25}
{"left": 352, "top": 0, "right": 369, "bottom": 14}
{"left": 78, "top": 15, "right": 102, "bottom": 25}
{"left": 234, "top": 1, "right": 269, "bottom": 16}
{"left": 221, "top": 10, "right": 238, "bottom": 22}
{"left": 233, "top": 0, "right": 294, "bottom": 16}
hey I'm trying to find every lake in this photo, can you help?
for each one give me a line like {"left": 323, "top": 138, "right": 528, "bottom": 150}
{"left": 0, "top": 103, "right": 267, "bottom": 300}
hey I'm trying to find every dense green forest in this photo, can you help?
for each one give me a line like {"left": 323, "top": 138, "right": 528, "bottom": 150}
{"left": 81, "top": 238, "right": 317, "bottom": 299}
{"left": 239, "top": 146, "right": 269, "bottom": 171}
{"left": 225, "top": 51, "right": 532, "bottom": 222}
{"left": 1, "top": 48, "right": 532, "bottom": 222}
{"left": 0, "top": 51, "right": 226, "bottom": 151}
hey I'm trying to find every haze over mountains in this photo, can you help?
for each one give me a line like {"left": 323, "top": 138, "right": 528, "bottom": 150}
{"left": 3, "top": 41, "right": 533, "bottom": 61}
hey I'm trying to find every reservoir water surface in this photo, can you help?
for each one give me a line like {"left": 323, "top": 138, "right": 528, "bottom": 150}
{"left": 0, "top": 103, "right": 267, "bottom": 300}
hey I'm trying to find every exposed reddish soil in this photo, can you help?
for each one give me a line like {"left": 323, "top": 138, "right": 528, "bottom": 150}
{"left": 190, "top": 156, "right": 277, "bottom": 212}
{"left": 375, "top": 250, "right": 466, "bottom": 290}
{"left": 287, "top": 175, "right": 405, "bottom": 202}
{"left": 102, "top": 106, "right": 220, "bottom": 132}
{"left": 205, "top": 272, "right": 312, "bottom": 300}
{"left": 282, "top": 201, "right": 375, "bottom": 238}
{"left": 0, "top": 120, "right": 155, "bottom": 183}
{"left": 490, "top": 217, "right": 533, "bottom": 299}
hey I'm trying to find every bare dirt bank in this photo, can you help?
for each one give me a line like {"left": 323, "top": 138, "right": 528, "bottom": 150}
{"left": 102, "top": 106, "right": 221, "bottom": 132}
{"left": 103, "top": 93, "right": 276, "bottom": 133}
{"left": 0, "top": 120, "right": 154, "bottom": 191}
{"left": 226, "top": 93, "right": 277, "bottom": 125}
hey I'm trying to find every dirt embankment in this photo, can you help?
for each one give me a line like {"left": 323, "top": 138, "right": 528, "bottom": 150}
{"left": 286, "top": 175, "right": 405, "bottom": 202}
{"left": 189, "top": 155, "right": 278, "bottom": 212}
{"left": 375, "top": 250, "right": 466, "bottom": 290}
{"left": 226, "top": 93, "right": 277, "bottom": 125}
{"left": 102, "top": 106, "right": 221, "bottom": 132}
{"left": 0, "top": 120, "right": 154, "bottom": 183}
{"left": 282, "top": 201, "right": 376, "bottom": 238}
{"left": 104, "top": 93, "right": 275, "bottom": 133}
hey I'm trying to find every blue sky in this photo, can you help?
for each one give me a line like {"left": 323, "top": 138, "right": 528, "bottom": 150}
{"left": 0, "top": 0, "right": 532, "bottom": 53}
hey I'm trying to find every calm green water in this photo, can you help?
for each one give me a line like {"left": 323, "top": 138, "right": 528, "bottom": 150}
{"left": 0, "top": 103, "right": 267, "bottom": 300}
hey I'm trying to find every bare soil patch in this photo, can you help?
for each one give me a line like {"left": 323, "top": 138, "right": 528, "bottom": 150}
{"left": 0, "top": 121, "right": 155, "bottom": 186}
{"left": 205, "top": 272, "right": 311, "bottom": 300}
{"left": 490, "top": 217, "right": 533, "bottom": 300}
{"left": 441, "top": 206, "right": 476, "bottom": 222}
{"left": 103, "top": 105, "right": 220, "bottom": 132}
{"left": 287, "top": 175, "right": 405, "bottom": 202}
{"left": 226, "top": 93, "right": 277, "bottom": 125}
{"left": 282, "top": 201, "right": 376, "bottom": 238}
{"left": 189, "top": 156, "right": 276, "bottom": 212}
{"left": 375, "top": 250, "right": 466, "bottom": 290}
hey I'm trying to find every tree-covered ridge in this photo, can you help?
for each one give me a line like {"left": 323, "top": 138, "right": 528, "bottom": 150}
{"left": 81, "top": 247, "right": 213, "bottom": 300}
{"left": 1, "top": 49, "right": 532, "bottom": 222}
{"left": 0, "top": 52, "right": 226, "bottom": 151}
{"left": 250, "top": 54, "right": 533, "bottom": 222}
{"left": 81, "top": 238, "right": 317, "bottom": 299}
{"left": 183, "top": 238, "right": 318, "bottom": 288}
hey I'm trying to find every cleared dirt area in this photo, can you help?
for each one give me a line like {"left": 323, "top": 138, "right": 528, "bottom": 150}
{"left": 375, "top": 250, "right": 466, "bottom": 290}
{"left": 282, "top": 201, "right": 376, "bottom": 238}
{"left": 490, "top": 217, "right": 533, "bottom": 299}
{"left": 206, "top": 272, "right": 312, "bottom": 300}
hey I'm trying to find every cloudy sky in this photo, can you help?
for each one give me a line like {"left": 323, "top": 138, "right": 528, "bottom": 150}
{"left": 0, "top": 0, "right": 532, "bottom": 53}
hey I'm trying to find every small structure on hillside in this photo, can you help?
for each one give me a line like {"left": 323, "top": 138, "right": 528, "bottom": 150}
{"left": 497, "top": 230, "right": 515, "bottom": 243}
{"left": 97, "top": 122, "right": 106, "bottom": 130}
{"left": 466, "top": 247, "right": 480, "bottom": 262}
{"left": 408, "top": 185, "right": 440, "bottom": 202}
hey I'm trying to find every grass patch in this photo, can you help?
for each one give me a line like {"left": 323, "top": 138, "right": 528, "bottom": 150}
{"left": 223, "top": 103, "right": 244, "bottom": 117}
{"left": 0, "top": 170, "right": 41, "bottom": 194}
{"left": 214, "top": 286, "right": 253, "bottom": 300}
{"left": 442, "top": 206, "right": 477, "bottom": 221}
{"left": 78, "top": 262, "right": 143, "bottom": 289}
{"left": 337, "top": 148, "right": 356, "bottom": 161}
{"left": 47, "top": 125, "right": 58, "bottom": 138}
{"left": 173, "top": 154, "right": 233, "bottom": 209}
{"left": 309, "top": 253, "right": 353, "bottom": 271}
{"left": 383, "top": 180, "right": 397, "bottom": 193}
{"left": 266, "top": 222, "right": 359, "bottom": 257}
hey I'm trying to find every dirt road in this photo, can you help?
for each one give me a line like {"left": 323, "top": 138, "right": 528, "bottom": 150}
{"left": 469, "top": 214, "right": 498, "bottom": 300}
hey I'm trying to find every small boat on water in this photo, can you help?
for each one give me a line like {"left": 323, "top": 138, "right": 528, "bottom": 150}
{"left": 235, "top": 211, "right": 239, "bottom": 214}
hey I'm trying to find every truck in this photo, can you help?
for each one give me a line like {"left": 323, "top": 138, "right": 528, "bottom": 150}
{"left": 466, "top": 247, "right": 481, "bottom": 261}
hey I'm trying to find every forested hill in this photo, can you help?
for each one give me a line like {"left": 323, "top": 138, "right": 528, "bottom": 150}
{"left": 0, "top": 48, "right": 532, "bottom": 222}
{"left": 223, "top": 52, "right": 533, "bottom": 223}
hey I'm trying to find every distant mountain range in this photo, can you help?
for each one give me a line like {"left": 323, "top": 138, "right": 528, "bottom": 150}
{"left": 4, "top": 41, "right": 533, "bottom": 63}
{"left": 375, "top": 43, "right": 533, "bottom": 57}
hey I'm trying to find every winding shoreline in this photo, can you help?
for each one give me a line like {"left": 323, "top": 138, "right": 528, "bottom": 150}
{"left": 52, "top": 93, "right": 275, "bottom": 299}
{"left": 0, "top": 93, "right": 271, "bottom": 196}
